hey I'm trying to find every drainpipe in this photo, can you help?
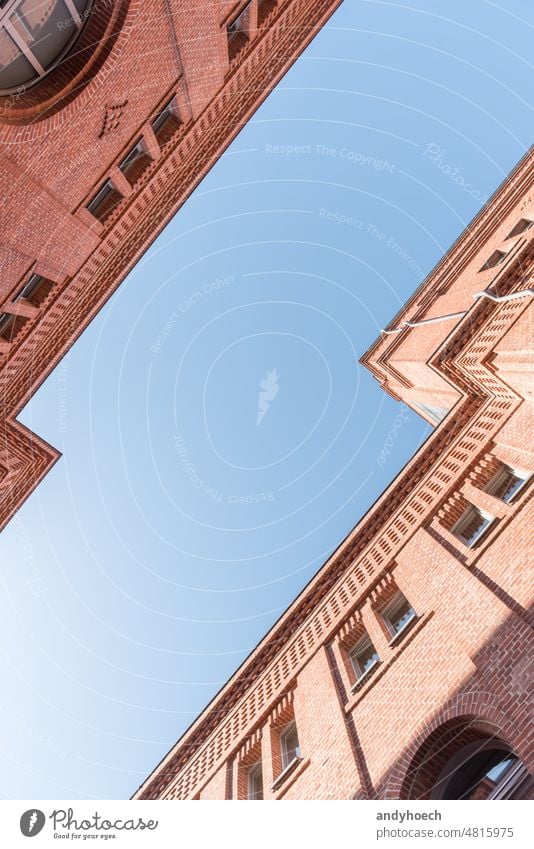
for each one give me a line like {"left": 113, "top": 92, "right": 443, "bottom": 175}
{"left": 380, "top": 288, "right": 534, "bottom": 335}
{"left": 473, "top": 287, "right": 534, "bottom": 303}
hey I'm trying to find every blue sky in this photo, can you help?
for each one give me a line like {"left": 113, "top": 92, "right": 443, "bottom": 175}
{"left": 1, "top": 0, "right": 532, "bottom": 799}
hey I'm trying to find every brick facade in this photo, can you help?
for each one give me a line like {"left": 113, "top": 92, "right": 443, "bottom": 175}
{"left": 0, "top": 0, "right": 343, "bottom": 530}
{"left": 133, "top": 149, "right": 534, "bottom": 800}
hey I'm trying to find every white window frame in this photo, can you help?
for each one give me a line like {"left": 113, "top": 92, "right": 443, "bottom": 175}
{"left": 15, "top": 273, "right": 44, "bottom": 302}
{"left": 382, "top": 592, "right": 417, "bottom": 640}
{"left": 451, "top": 505, "right": 494, "bottom": 548}
{"left": 227, "top": 2, "right": 251, "bottom": 40}
{"left": 484, "top": 465, "right": 530, "bottom": 504}
{"left": 0, "top": 312, "right": 11, "bottom": 334}
{"left": 413, "top": 401, "right": 449, "bottom": 425}
{"left": 349, "top": 634, "right": 380, "bottom": 681}
{"left": 280, "top": 720, "right": 301, "bottom": 771}
{"left": 247, "top": 761, "right": 263, "bottom": 800}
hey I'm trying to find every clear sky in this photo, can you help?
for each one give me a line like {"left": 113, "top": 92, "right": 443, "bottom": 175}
{"left": 1, "top": 0, "right": 532, "bottom": 800}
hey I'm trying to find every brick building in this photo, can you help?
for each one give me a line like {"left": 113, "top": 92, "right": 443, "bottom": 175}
{"left": 0, "top": 0, "right": 343, "bottom": 528}
{"left": 133, "top": 149, "right": 534, "bottom": 800}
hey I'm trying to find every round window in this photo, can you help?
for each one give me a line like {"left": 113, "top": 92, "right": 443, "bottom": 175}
{"left": 0, "top": 0, "right": 92, "bottom": 94}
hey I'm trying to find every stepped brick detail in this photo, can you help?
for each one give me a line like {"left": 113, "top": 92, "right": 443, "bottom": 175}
{"left": 0, "top": 0, "right": 344, "bottom": 530}
{"left": 133, "top": 149, "right": 534, "bottom": 801}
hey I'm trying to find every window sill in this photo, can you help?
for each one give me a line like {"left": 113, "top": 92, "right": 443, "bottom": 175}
{"left": 388, "top": 613, "right": 419, "bottom": 646}
{"left": 272, "top": 757, "right": 310, "bottom": 798}
{"left": 447, "top": 517, "right": 502, "bottom": 566}
{"left": 428, "top": 518, "right": 502, "bottom": 568}
{"left": 350, "top": 659, "right": 381, "bottom": 693}
{"left": 346, "top": 611, "right": 433, "bottom": 711}
{"left": 271, "top": 756, "right": 303, "bottom": 792}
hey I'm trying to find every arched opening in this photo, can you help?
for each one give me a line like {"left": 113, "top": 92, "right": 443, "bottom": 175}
{"left": 400, "top": 716, "right": 532, "bottom": 800}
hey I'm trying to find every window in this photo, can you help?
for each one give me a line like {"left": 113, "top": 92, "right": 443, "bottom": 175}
{"left": 247, "top": 762, "right": 263, "bottom": 800}
{"left": 479, "top": 249, "right": 508, "bottom": 271}
{"left": 413, "top": 401, "right": 449, "bottom": 425}
{"left": 86, "top": 180, "right": 123, "bottom": 224}
{"left": 451, "top": 505, "right": 494, "bottom": 547}
{"left": 0, "top": 311, "right": 27, "bottom": 344}
{"left": 0, "top": 1, "right": 92, "bottom": 94}
{"left": 280, "top": 721, "right": 301, "bottom": 770}
{"left": 15, "top": 273, "right": 54, "bottom": 307}
{"left": 118, "top": 139, "right": 151, "bottom": 185}
{"left": 505, "top": 218, "right": 533, "bottom": 239}
{"left": 0, "top": 312, "right": 11, "bottom": 336}
{"left": 382, "top": 592, "right": 416, "bottom": 638}
{"left": 349, "top": 634, "right": 380, "bottom": 681}
{"left": 227, "top": 6, "right": 247, "bottom": 38}
{"left": 227, "top": 4, "right": 250, "bottom": 61}
{"left": 151, "top": 97, "right": 181, "bottom": 145}
{"left": 437, "top": 748, "right": 526, "bottom": 800}
{"left": 484, "top": 465, "right": 529, "bottom": 503}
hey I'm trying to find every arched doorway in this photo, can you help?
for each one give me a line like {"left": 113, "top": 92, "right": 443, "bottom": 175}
{"left": 400, "top": 716, "right": 532, "bottom": 800}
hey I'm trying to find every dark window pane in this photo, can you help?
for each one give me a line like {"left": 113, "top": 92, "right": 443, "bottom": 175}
{"left": 10, "top": 1, "right": 74, "bottom": 70}
{"left": 0, "top": 28, "right": 36, "bottom": 89}
{"left": 16, "top": 274, "right": 54, "bottom": 307}
{"left": 506, "top": 218, "right": 533, "bottom": 238}
{"left": 119, "top": 140, "right": 151, "bottom": 184}
{"left": 87, "top": 180, "right": 123, "bottom": 223}
{"left": 151, "top": 101, "right": 181, "bottom": 145}
{"left": 479, "top": 249, "right": 507, "bottom": 271}
{"left": 444, "top": 750, "right": 518, "bottom": 800}
{"left": 0, "top": 1, "right": 91, "bottom": 92}
{"left": 248, "top": 763, "right": 263, "bottom": 800}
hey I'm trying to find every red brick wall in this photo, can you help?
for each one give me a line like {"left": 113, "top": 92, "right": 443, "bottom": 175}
{"left": 199, "top": 763, "right": 228, "bottom": 800}
{"left": 0, "top": 0, "right": 344, "bottom": 529}
{"left": 180, "top": 464, "right": 532, "bottom": 800}
{"left": 361, "top": 150, "right": 534, "bottom": 420}
{"left": 133, "top": 158, "right": 533, "bottom": 801}
{"left": 281, "top": 648, "right": 361, "bottom": 799}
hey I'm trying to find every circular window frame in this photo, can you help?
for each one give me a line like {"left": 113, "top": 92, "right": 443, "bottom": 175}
{"left": 0, "top": 0, "right": 134, "bottom": 127}
{"left": 0, "top": 0, "right": 95, "bottom": 96}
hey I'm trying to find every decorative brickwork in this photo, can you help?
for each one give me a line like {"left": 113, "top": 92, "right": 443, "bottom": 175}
{"left": 99, "top": 101, "right": 130, "bottom": 138}
{"left": 1, "top": 0, "right": 531, "bottom": 802}
{"left": 133, "top": 151, "right": 533, "bottom": 800}
{"left": 0, "top": 0, "right": 344, "bottom": 531}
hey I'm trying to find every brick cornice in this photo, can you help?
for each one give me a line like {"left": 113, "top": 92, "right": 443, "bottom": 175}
{"left": 133, "top": 286, "right": 530, "bottom": 799}
{"left": 0, "top": 0, "right": 344, "bottom": 529}
{"left": 360, "top": 146, "right": 534, "bottom": 381}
